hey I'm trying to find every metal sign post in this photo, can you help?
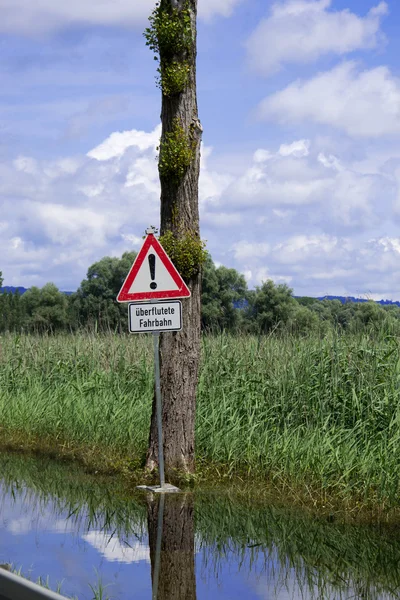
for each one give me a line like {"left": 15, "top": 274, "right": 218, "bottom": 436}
{"left": 136, "top": 327, "right": 179, "bottom": 493}
{"left": 153, "top": 331, "right": 165, "bottom": 489}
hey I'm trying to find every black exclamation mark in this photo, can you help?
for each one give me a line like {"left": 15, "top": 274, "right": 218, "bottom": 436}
{"left": 148, "top": 254, "right": 157, "bottom": 289}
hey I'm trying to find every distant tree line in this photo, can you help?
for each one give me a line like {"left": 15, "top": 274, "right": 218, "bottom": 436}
{"left": 1, "top": 258, "right": 400, "bottom": 335}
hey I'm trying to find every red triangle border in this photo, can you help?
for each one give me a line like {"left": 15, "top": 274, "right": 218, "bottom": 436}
{"left": 117, "top": 234, "right": 191, "bottom": 302}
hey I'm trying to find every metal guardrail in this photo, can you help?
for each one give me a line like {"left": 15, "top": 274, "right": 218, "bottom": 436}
{"left": 0, "top": 567, "right": 69, "bottom": 600}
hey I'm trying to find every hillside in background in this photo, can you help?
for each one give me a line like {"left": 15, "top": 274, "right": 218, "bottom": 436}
{"left": 1, "top": 286, "right": 400, "bottom": 307}
{"left": 0, "top": 287, "right": 73, "bottom": 296}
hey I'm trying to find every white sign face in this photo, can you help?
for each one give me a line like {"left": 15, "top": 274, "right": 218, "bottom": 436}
{"left": 128, "top": 301, "right": 182, "bottom": 333}
{"left": 127, "top": 246, "right": 180, "bottom": 295}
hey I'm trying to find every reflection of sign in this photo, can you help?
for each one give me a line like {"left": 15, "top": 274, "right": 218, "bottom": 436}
{"left": 128, "top": 301, "right": 182, "bottom": 333}
{"left": 117, "top": 233, "right": 191, "bottom": 302}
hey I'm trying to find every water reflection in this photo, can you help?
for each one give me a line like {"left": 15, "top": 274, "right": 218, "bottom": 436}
{"left": 82, "top": 531, "right": 150, "bottom": 564}
{"left": 0, "top": 454, "right": 400, "bottom": 599}
{"left": 147, "top": 494, "right": 196, "bottom": 600}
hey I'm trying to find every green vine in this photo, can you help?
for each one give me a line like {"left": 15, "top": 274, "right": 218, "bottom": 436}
{"left": 143, "top": 1, "right": 192, "bottom": 97}
{"left": 157, "top": 117, "right": 195, "bottom": 181}
{"left": 156, "top": 61, "right": 190, "bottom": 96}
{"left": 159, "top": 229, "right": 207, "bottom": 281}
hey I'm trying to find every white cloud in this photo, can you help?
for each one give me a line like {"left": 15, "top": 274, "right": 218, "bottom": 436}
{"left": 232, "top": 233, "right": 400, "bottom": 296}
{"left": 83, "top": 531, "right": 150, "bottom": 564}
{"left": 250, "top": 266, "right": 293, "bottom": 286}
{"left": 233, "top": 241, "right": 270, "bottom": 259}
{"left": 272, "top": 234, "right": 349, "bottom": 264}
{"left": 2, "top": 123, "right": 400, "bottom": 299}
{"left": 258, "top": 61, "right": 400, "bottom": 137}
{"left": 317, "top": 153, "right": 343, "bottom": 171}
{"left": 233, "top": 232, "right": 400, "bottom": 298}
{"left": 13, "top": 156, "right": 38, "bottom": 175}
{"left": 120, "top": 234, "right": 143, "bottom": 247}
{"left": 0, "top": 0, "right": 243, "bottom": 35}
{"left": 253, "top": 149, "right": 274, "bottom": 163}
{"left": 202, "top": 211, "right": 242, "bottom": 228}
{"left": 199, "top": 0, "right": 244, "bottom": 22}
{"left": 88, "top": 126, "right": 162, "bottom": 161}
{"left": 278, "top": 140, "right": 310, "bottom": 158}
{"left": 245, "top": 0, "right": 388, "bottom": 75}
{"left": 361, "top": 237, "right": 400, "bottom": 271}
{"left": 0, "top": 133, "right": 163, "bottom": 288}
{"left": 34, "top": 204, "right": 111, "bottom": 246}
{"left": 7, "top": 517, "right": 34, "bottom": 535}
{"left": 221, "top": 139, "right": 383, "bottom": 219}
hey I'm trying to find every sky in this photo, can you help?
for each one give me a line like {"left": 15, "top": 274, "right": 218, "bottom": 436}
{"left": 2, "top": 0, "right": 400, "bottom": 299}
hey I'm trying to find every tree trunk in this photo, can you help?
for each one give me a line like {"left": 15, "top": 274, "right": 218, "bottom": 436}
{"left": 147, "top": 494, "right": 197, "bottom": 600}
{"left": 146, "top": 0, "right": 202, "bottom": 475}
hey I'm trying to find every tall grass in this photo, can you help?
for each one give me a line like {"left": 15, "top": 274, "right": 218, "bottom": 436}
{"left": 0, "top": 333, "right": 153, "bottom": 462}
{"left": 197, "top": 331, "right": 400, "bottom": 503}
{"left": 1, "top": 330, "right": 400, "bottom": 504}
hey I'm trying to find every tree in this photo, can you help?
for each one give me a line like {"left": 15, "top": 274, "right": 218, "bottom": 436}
{"left": 201, "top": 255, "right": 220, "bottom": 330}
{"left": 287, "top": 304, "right": 321, "bottom": 336}
{"left": 22, "top": 283, "right": 68, "bottom": 332}
{"left": 0, "top": 291, "right": 12, "bottom": 332}
{"left": 348, "top": 301, "right": 388, "bottom": 334}
{"left": 201, "top": 256, "right": 248, "bottom": 331}
{"left": 247, "top": 280, "right": 296, "bottom": 333}
{"left": 0, "top": 271, "right": 3, "bottom": 288}
{"left": 144, "top": 0, "right": 203, "bottom": 474}
{"left": 295, "top": 296, "right": 317, "bottom": 308}
{"left": 70, "top": 252, "right": 136, "bottom": 331}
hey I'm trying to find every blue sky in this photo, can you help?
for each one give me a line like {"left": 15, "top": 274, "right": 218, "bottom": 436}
{"left": 2, "top": 0, "right": 400, "bottom": 299}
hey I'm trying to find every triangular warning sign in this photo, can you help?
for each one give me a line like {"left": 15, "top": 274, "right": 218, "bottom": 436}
{"left": 117, "top": 233, "right": 191, "bottom": 302}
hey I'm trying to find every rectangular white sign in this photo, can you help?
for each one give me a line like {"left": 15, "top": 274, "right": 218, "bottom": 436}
{"left": 128, "top": 300, "right": 182, "bottom": 333}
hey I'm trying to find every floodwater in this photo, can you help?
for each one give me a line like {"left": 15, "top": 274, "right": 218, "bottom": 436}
{"left": 0, "top": 454, "right": 399, "bottom": 600}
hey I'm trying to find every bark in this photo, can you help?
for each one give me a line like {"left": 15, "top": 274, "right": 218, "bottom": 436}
{"left": 146, "top": 0, "right": 202, "bottom": 475}
{"left": 147, "top": 494, "right": 197, "bottom": 600}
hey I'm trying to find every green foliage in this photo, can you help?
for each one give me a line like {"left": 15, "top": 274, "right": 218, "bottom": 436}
{"left": 295, "top": 295, "right": 317, "bottom": 307}
{"left": 0, "top": 289, "right": 26, "bottom": 333}
{"left": 144, "top": 1, "right": 192, "bottom": 59}
{"left": 202, "top": 255, "right": 248, "bottom": 331}
{"left": 247, "top": 279, "right": 297, "bottom": 333}
{"left": 0, "top": 271, "right": 3, "bottom": 288}
{"left": 22, "top": 283, "right": 68, "bottom": 333}
{"left": 157, "top": 60, "right": 190, "bottom": 96}
{"left": 159, "top": 229, "right": 207, "bottom": 280}
{"left": 157, "top": 117, "right": 195, "bottom": 181}
{"left": 70, "top": 252, "right": 137, "bottom": 331}
{"left": 144, "top": 1, "right": 192, "bottom": 96}
{"left": 348, "top": 300, "right": 389, "bottom": 334}
{"left": 287, "top": 303, "right": 323, "bottom": 336}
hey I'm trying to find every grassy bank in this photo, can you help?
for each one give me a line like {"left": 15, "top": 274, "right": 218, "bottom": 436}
{"left": 1, "top": 331, "right": 400, "bottom": 507}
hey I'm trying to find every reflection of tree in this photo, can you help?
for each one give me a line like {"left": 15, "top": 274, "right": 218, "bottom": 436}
{"left": 147, "top": 494, "right": 196, "bottom": 600}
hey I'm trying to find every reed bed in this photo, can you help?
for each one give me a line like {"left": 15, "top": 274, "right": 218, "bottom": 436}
{"left": 1, "top": 331, "right": 400, "bottom": 505}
